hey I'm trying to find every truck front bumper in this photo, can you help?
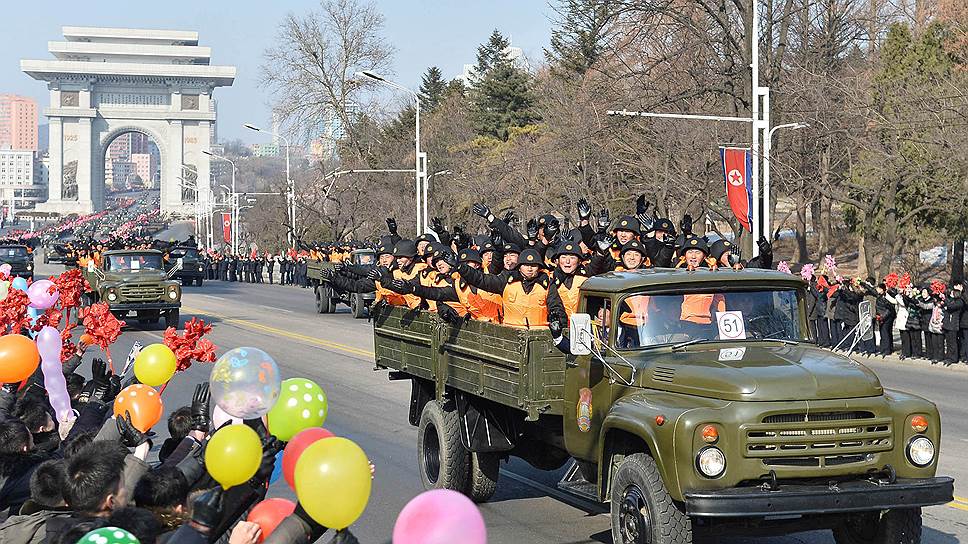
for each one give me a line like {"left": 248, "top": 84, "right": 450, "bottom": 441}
{"left": 684, "top": 476, "right": 953, "bottom": 517}
{"left": 108, "top": 302, "right": 180, "bottom": 312}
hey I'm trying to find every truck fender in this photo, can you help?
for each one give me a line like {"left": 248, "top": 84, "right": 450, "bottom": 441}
{"left": 408, "top": 378, "right": 434, "bottom": 427}
{"left": 455, "top": 392, "right": 515, "bottom": 453}
{"left": 597, "top": 394, "right": 684, "bottom": 502}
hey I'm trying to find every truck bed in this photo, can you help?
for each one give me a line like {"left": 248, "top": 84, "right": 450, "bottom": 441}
{"left": 373, "top": 305, "right": 566, "bottom": 420}
{"left": 306, "top": 259, "right": 334, "bottom": 282}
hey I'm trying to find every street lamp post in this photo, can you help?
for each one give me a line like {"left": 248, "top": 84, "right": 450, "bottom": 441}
{"left": 245, "top": 124, "right": 294, "bottom": 248}
{"left": 203, "top": 150, "right": 238, "bottom": 252}
{"left": 177, "top": 176, "right": 201, "bottom": 244}
{"left": 763, "top": 122, "right": 809, "bottom": 239}
{"left": 355, "top": 71, "right": 426, "bottom": 234}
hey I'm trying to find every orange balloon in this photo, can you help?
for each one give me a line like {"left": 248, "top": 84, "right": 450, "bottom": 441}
{"left": 79, "top": 333, "right": 94, "bottom": 346}
{"left": 113, "top": 384, "right": 164, "bottom": 432}
{"left": 0, "top": 334, "right": 40, "bottom": 383}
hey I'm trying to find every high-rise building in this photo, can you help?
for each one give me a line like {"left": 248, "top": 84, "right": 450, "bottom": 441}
{"left": 0, "top": 94, "right": 38, "bottom": 151}
{"left": 130, "top": 153, "right": 152, "bottom": 183}
{"left": 0, "top": 149, "right": 45, "bottom": 214}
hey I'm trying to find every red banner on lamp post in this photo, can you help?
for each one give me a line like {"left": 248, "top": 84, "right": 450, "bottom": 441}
{"left": 721, "top": 147, "right": 753, "bottom": 232}
{"left": 221, "top": 213, "right": 232, "bottom": 244}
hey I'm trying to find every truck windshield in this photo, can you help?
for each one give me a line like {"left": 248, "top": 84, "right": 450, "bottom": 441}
{"left": 355, "top": 253, "right": 375, "bottom": 265}
{"left": 170, "top": 249, "right": 199, "bottom": 260}
{"left": 107, "top": 254, "right": 163, "bottom": 271}
{"left": 0, "top": 247, "right": 28, "bottom": 258}
{"left": 616, "top": 289, "right": 805, "bottom": 349}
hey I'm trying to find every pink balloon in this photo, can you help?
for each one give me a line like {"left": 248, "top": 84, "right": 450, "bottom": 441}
{"left": 27, "top": 280, "right": 59, "bottom": 310}
{"left": 0, "top": 263, "right": 10, "bottom": 276}
{"left": 211, "top": 404, "right": 242, "bottom": 429}
{"left": 393, "top": 489, "right": 486, "bottom": 544}
{"left": 37, "top": 326, "right": 74, "bottom": 425}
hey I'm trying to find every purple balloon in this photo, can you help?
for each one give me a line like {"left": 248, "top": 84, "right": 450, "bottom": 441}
{"left": 37, "top": 326, "right": 74, "bottom": 426}
{"left": 393, "top": 489, "right": 487, "bottom": 544}
{"left": 27, "top": 280, "right": 59, "bottom": 310}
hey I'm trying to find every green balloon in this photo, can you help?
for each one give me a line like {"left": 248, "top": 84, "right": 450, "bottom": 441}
{"left": 268, "top": 378, "right": 328, "bottom": 441}
{"left": 78, "top": 526, "right": 140, "bottom": 544}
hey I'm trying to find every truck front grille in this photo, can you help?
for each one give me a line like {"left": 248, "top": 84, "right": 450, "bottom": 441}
{"left": 119, "top": 284, "right": 166, "bottom": 302}
{"left": 745, "top": 411, "right": 892, "bottom": 468}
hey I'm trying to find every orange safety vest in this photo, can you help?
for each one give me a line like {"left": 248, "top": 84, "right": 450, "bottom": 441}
{"left": 620, "top": 295, "right": 651, "bottom": 327}
{"left": 680, "top": 294, "right": 726, "bottom": 324}
{"left": 382, "top": 263, "right": 428, "bottom": 309}
{"left": 455, "top": 280, "right": 502, "bottom": 322}
{"left": 502, "top": 277, "right": 549, "bottom": 328}
{"left": 556, "top": 275, "right": 587, "bottom": 317}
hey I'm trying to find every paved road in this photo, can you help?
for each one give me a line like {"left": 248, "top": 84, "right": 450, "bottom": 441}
{"left": 37, "top": 260, "right": 968, "bottom": 543}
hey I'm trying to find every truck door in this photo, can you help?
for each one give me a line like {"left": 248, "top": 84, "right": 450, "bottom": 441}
{"left": 564, "top": 295, "right": 614, "bottom": 461}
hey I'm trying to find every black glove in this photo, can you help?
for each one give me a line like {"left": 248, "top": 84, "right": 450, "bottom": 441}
{"left": 1, "top": 382, "right": 17, "bottom": 395}
{"left": 577, "top": 198, "right": 591, "bottom": 221}
{"left": 635, "top": 195, "right": 650, "bottom": 216}
{"left": 390, "top": 279, "right": 414, "bottom": 294}
{"left": 680, "top": 214, "right": 693, "bottom": 236}
{"left": 472, "top": 203, "right": 493, "bottom": 222}
{"left": 331, "top": 529, "right": 360, "bottom": 544}
{"left": 438, "top": 304, "right": 462, "bottom": 325}
{"left": 637, "top": 213, "right": 655, "bottom": 233}
{"left": 549, "top": 317, "right": 563, "bottom": 338}
{"left": 253, "top": 436, "right": 283, "bottom": 483}
{"left": 189, "top": 487, "right": 224, "bottom": 532}
{"left": 490, "top": 228, "right": 504, "bottom": 247}
{"left": 597, "top": 208, "right": 610, "bottom": 232}
{"left": 596, "top": 235, "right": 615, "bottom": 253}
{"left": 321, "top": 268, "right": 334, "bottom": 281}
{"left": 431, "top": 216, "right": 445, "bottom": 233}
{"left": 117, "top": 412, "right": 152, "bottom": 447}
{"left": 544, "top": 218, "right": 561, "bottom": 241}
{"left": 452, "top": 225, "right": 468, "bottom": 249}
{"left": 385, "top": 217, "right": 397, "bottom": 235}
{"left": 757, "top": 235, "right": 772, "bottom": 255}
{"left": 367, "top": 267, "right": 386, "bottom": 282}
{"left": 191, "top": 382, "right": 211, "bottom": 433}
{"left": 526, "top": 218, "right": 539, "bottom": 240}
{"left": 441, "top": 251, "right": 459, "bottom": 269}
{"left": 333, "top": 262, "right": 345, "bottom": 273}
{"left": 502, "top": 210, "right": 517, "bottom": 226}
{"left": 91, "top": 360, "right": 121, "bottom": 404}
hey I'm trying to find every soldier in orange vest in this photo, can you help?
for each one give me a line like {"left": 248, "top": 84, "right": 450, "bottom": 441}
{"left": 550, "top": 241, "right": 588, "bottom": 318}
{"left": 367, "top": 240, "right": 428, "bottom": 309}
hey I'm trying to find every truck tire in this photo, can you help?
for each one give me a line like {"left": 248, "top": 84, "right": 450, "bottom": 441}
{"left": 165, "top": 310, "right": 180, "bottom": 329}
{"left": 315, "top": 286, "right": 326, "bottom": 314}
{"left": 196, "top": 277, "right": 204, "bottom": 287}
{"left": 610, "top": 453, "right": 692, "bottom": 544}
{"left": 417, "top": 400, "right": 469, "bottom": 493}
{"left": 833, "top": 508, "right": 922, "bottom": 544}
{"left": 351, "top": 293, "right": 366, "bottom": 319}
{"left": 466, "top": 451, "right": 500, "bottom": 503}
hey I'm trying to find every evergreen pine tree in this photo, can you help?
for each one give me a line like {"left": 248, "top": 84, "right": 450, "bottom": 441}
{"left": 418, "top": 66, "right": 448, "bottom": 113}
{"left": 545, "top": 0, "right": 614, "bottom": 76}
{"left": 472, "top": 30, "right": 511, "bottom": 85}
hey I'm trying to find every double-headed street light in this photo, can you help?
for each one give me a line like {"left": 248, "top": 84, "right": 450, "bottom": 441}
{"left": 203, "top": 149, "right": 238, "bottom": 252}
{"left": 355, "top": 70, "right": 427, "bottom": 234}
{"left": 244, "top": 123, "right": 295, "bottom": 248}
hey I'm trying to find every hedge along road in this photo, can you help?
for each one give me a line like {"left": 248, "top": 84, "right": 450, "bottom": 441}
{"left": 38, "top": 260, "right": 967, "bottom": 543}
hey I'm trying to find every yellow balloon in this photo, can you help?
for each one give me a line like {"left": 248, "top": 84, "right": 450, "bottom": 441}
{"left": 294, "top": 437, "right": 372, "bottom": 529}
{"left": 205, "top": 424, "right": 263, "bottom": 489}
{"left": 134, "top": 343, "right": 177, "bottom": 386}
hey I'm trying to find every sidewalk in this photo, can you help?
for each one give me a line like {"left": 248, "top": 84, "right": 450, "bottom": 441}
{"left": 850, "top": 350, "right": 968, "bottom": 373}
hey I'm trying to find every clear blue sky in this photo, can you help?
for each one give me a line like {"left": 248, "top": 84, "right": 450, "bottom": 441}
{"left": 1, "top": 0, "right": 554, "bottom": 143}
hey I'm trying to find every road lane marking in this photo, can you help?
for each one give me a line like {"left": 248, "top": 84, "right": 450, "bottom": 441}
{"left": 259, "top": 304, "right": 293, "bottom": 314}
{"left": 182, "top": 305, "right": 375, "bottom": 359}
{"left": 948, "top": 501, "right": 968, "bottom": 512}
{"left": 955, "top": 495, "right": 968, "bottom": 503}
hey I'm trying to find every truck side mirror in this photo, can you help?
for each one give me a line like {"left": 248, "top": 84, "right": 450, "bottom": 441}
{"left": 569, "top": 313, "right": 593, "bottom": 356}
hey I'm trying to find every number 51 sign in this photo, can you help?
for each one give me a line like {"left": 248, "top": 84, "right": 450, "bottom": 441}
{"left": 716, "top": 311, "right": 746, "bottom": 340}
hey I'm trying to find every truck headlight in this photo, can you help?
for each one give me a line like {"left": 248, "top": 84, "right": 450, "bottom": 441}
{"left": 107, "top": 291, "right": 117, "bottom": 302}
{"left": 907, "top": 437, "right": 935, "bottom": 467}
{"left": 696, "top": 447, "right": 726, "bottom": 478}
{"left": 26, "top": 264, "right": 33, "bottom": 271}
{"left": 168, "top": 288, "right": 179, "bottom": 300}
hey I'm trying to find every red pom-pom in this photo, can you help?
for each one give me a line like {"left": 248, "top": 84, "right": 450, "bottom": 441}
{"left": 884, "top": 272, "right": 899, "bottom": 289}
{"left": 82, "top": 302, "right": 123, "bottom": 349}
{"left": 163, "top": 317, "right": 217, "bottom": 372}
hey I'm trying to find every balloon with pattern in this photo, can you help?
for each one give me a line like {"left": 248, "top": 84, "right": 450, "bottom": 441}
{"left": 267, "top": 378, "right": 328, "bottom": 441}
{"left": 210, "top": 347, "right": 281, "bottom": 419}
{"left": 113, "top": 384, "right": 163, "bottom": 432}
{"left": 78, "top": 526, "right": 140, "bottom": 544}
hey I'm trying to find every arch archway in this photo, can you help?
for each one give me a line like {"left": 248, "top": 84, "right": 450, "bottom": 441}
{"left": 95, "top": 126, "right": 166, "bottom": 201}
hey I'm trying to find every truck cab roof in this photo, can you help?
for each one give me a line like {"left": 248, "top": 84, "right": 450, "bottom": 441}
{"left": 580, "top": 268, "right": 806, "bottom": 293}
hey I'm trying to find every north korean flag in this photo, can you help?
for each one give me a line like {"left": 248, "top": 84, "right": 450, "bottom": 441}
{"left": 721, "top": 147, "right": 753, "bottom": 232}
{"left": 221, "top": 213, "right": 232, "bottom": 243}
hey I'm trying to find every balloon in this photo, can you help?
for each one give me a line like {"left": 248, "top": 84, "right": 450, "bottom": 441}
{"left": 294, "top": 437, "right": 371, "bottom": 529}
{"left": 267, "top": 378, "right": 328, "bottom": 441}
{"left": 0, "top": 334, "right": 40, "bottom": 383}
{"left": 247, "top": 498, "right": 295, "bottom": 542}
{"left": 0, "top": 280, "right": 9, "bottom": 301}
{"left": 393, "top": 489, "right": 487, "bottom": 544}
{"left": 79, "top": 333, "right": 94, "bottom": 346}
{"left": 78, "top": 526, "right": 140, "bottom": 544}
{"left": 282, "top": 427, "right": 335, "bottom": 490}
{"left": 204, "top": 424, "right": 263, "bottom": 489}
{"left": 211, "top": 404, "right": 242, "bottom": 429}
{"left": 269, "top": 450, "right": 284, "bottom": 485}
{"left": 210, "top": 347, "right": 281, "bottom": 419}
{"left": 133, "top": 343, "right": 177, "bottom": 386}
{"left": 10, "top": 276, "right": 27, "bottom": 292}
{"left": 27, "top": 307, "right": 41, "bottom": 337}
{"left": 0, "top": 263, "right": 10, "bottom": 276}
{"left": 37, "top": 326, "right": 74, "bottom": 425}
{"left": 27, "top": 279, "right": 59, "bottom": 310}
{"left": 113, "top": 384, "right": 163, "bottom": 432}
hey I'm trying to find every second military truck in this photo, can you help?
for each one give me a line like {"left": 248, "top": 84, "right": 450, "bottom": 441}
{"left": 308, "top": 248, "right": 376, "bottom": 319}
{"left": 373, "top": 268, "right": 953, "bottom": 544}
{"left": 82, "top": 249, "right": 182, "bottom": 328}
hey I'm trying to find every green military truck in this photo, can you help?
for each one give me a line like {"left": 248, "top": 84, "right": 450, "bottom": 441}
{"left": 307, "top": 248, "right": 377, "bottom": 319}
{"left": 373, "top": 268, "right": 953, "bottom": 544}
{"left": 0, "top": 244, "right": 35, "bottom": 280}
{"left": 165, "top": 246, "right": 205, "bottom": 286}
{"left": 82, "top": 249, "right": 182, "bottom": 328}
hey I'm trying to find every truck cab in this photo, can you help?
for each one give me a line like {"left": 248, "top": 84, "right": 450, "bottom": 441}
{"left": 0, "top": 245, "right": 34, "bottom": 280}
{"left": 165, "top": 246, "right": 205, "bottom": 286}
{"left": 83, "top": 249, "right": 182, "bottom": 328}
{"left": 374, "top": 268, "right": 953, "bottom": 544}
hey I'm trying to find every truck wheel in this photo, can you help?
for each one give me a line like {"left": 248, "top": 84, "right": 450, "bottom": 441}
{"left": 610, "top": 453, "right": 692, "bottom": 544}
{"left": 466, "top": 451, "right": 500, "bottom": 503}
{"left": 315, "top": 287, "right": 326, "bottom": 314}
{"left": 351, "top": 293, "right": 366, "bottom": 319}
{"left": 165, "top": 310, "right": 180, "bottom": 329}
{"left": 417, "top": 400, "right": 469, "bottom": 493}
{"left": 196, "top": 277, "right": 204, "bottom": 287}
{"left": 833, "top": 508, "right": 922, "bottom": 544}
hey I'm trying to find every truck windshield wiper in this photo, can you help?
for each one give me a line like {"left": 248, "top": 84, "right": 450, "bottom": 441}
{"left": 671, "top": 338, "right": 716, "bottom": 352}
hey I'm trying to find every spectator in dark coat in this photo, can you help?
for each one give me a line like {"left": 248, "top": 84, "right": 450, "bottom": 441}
{"left": 942, "top": 284, "right": 964, "bottom": 364}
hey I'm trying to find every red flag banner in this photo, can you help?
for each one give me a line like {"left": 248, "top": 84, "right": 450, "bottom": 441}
{"left": 221, "top": 213, "right": 232, "bottom": 244}
{"left": 721, "top": 147, "right": 753, "bottom": 232}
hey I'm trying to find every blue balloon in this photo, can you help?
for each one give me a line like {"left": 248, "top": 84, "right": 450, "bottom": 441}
{"left": 26, "top": 307, "right": 40, "bottom": 338}
{"left": 11, "top": 277, "right": 27, "bottom": 292}
{"left": 269, "top": 450, "right": 283, "bottom": 485}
